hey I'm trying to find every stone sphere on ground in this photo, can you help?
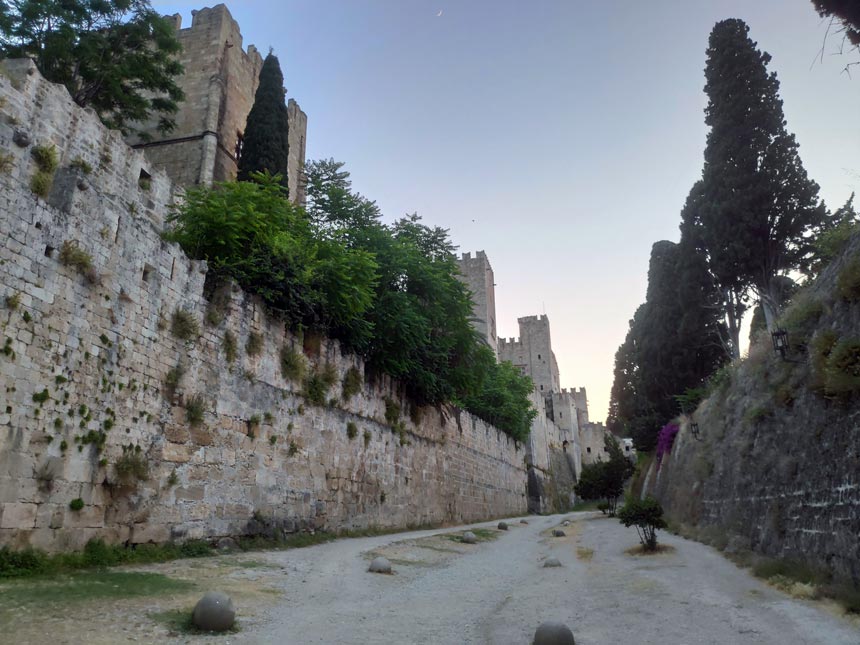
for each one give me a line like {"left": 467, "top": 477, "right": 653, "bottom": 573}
{"left": 543, "top": 557, "right": 562, "bottom": 568}
{"left": 216, "top": 537, "right": 238, "bottom": 552}
{"left": 520, "top": 519, "right": 529, "bottom": 524}
{"left": 498, "top": 521, "right": 508, "bottom": 530}
{"left": 552, "top": 529, "right": 566, "bottom": 537}
{"left": 462, "top": 531, "right": 477, "bottom": 544}
{"left": 192, "top": 591, "right": 235, "bottom": 632}
{"left": 369, "top": 556, "right": 392, "bottom": 574}
{"left": 532, "top": 621, "right": 576, "bottom": 645}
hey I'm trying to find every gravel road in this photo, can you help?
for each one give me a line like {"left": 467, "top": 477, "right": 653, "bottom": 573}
{"left": 244, "top": 512, "right": 860, "bottom": 644}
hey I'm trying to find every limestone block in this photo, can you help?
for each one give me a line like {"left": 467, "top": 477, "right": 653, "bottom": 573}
{"left": 0, "top": 502, "right": 38, "bottom": 529}
{"left": 64, "top": 504, "right": 105, "bottom": 529}
{"left": 162, "top": 442, "right": 192, "bottom": 463}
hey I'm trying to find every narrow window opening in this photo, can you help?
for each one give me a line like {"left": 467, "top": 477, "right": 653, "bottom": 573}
{"left": 586, "top": 447, "right": 591, "bottom": 454}
{"left": 142, "top": 263, "right": 154, "bottom": 283}
{"left": 35, "top": 222, "right": 42, "bottom": 229}
{"left": 114, "top": 218, "right": 121, "bottom": 243}
{"left": 44, "top": 245, "right": 54, "bottom": 258}
{"left": 170, "top": 258, "right": 176, "bottom": 281}
{"left": 138, "top": 168, "right": 151, "bottom": 190}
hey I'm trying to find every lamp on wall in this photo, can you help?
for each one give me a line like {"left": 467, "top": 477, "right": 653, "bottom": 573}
{"left": 771, "top": 328, "right": 789, "bottom": 359}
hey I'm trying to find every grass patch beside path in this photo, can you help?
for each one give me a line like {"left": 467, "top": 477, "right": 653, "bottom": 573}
{"left": 624, "top": 544, "right": 676, "bottom": 556}
{"left": 0, "top": 571, "right": 194, "bottom": 607}
{"left": 445, "top": 528, "right": 499, "bottom": 543}
{"left": 750, "top": 556, "right": 860, "bottom": 615}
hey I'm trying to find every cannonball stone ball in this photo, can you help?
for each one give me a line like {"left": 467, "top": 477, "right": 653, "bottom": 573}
{"left": 13, "top": 130, "right": 30, "bottom": 147}
{"left": 543, "top": 557, "right": 562, "bottom": 568}
{"left": 497, "top": 521, "right": 508, "bottom": 530}
{"left": 520, "top": 519, "right": 529, "bottom": 524}
{"left": 462, "top": 531, "right": 477, "bottom": 544}
{"left": 192, "top": 591, "right": 235, "bottom": 632}
{"left": 532, "top": 621, "right": 576, "bottom": 645}
{"left": 369, "top": 556, "right": 392, "bottom": 574}
{"left": 552, "top": 529, "right": 566, "bottom": 537}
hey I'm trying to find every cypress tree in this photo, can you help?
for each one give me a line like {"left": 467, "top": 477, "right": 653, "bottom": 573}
{"left": 686, "top": 19, "right": 824, "bottom": 344}
{"left": 238, "top": 53, "right": 290, "bottom": 189}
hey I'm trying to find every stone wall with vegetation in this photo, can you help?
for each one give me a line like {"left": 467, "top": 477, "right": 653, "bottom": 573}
{"left": 0, "top": 61, "right": 527, "bottom": 552}
{"left": 642, "top": 232, "right": 860, "bottom": 586}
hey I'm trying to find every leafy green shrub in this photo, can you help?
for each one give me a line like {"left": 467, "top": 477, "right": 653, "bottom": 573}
{"left": 164, "top": 363, "right": 185, "bottom": 399}
{"left": 32, "top": 145, "right": 58, "bottom": 173}
{"left": 246, "top": 331, "right": 263, "bottom": 356}
{"left": 185, "top": 394, "right": 205, "bottom": 426}
{"left": 170, "top": 309, "right": 199, "bottom": 341}
{"left": 0, "top": 547, "right": 47, "bottom": 577}
{"left": 223, "top": 330, "right": 237, "bottom": 363}
{"left": 115, "top": 444, "right": 148, "bottom": 483}
{"left": 59, "top": 240, "right": 99, "bottom": 283}
{"left": 823, "top": 338, "right": 860, "bottom": 395}
{"left": 779, "top": 293, "right": 825, "bottom": 347}
{"left": 346, "top": 422, "right": 358, "bottom": 439}
{"left": 617, "top": 497, "right": 667, "bottom": 551}
{"left": 70, "top": 156, "right": 93, "bottom": 174}
{"left": 5, "top": 292, "right": 20, "bottom": 310}
{"left": 596, "top": 501, "right": 610, "bottom": 515}
{"left": 302, "top": 370, "right": 330, "bottom": 406}
{"left": 32, "top": 388, "right": 49, "bottom": 404}
{"left": 288, "top": 440, "right": 299, "bottom": 456}
{"left": 837, "top": 255, "right": 860, "bottom": 302}
{"left": 280, "top": 346, "right": 306, "bottom": 382}
{"left": 341, "top": 366, "right": 362, "bottom": 399}
{"left": 69, "top": 498, "right": 84, "bottom": 511}
{"left": 384, "top": 398, "right": 401, "bottom": 426}
{"left": 363, "top": 429, "right": 371, "bottom": 447}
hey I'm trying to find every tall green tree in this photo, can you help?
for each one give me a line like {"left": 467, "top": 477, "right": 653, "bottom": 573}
{"left": 607, "top": 240, "right": 727, "bottom": 451}
{"left": 811, "top": 1, "right": 860, "bottom": 47}
{"left": 684, "top": 19, "right": 825, "bottom": 345}
{"left": 238, "top": 53, "right": 290, "bottom": 189}
{"left": 0, "top": 0, "right": 183, "bottom": 135}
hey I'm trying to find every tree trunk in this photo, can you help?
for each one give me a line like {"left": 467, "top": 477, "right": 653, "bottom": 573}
{"left": 759, "top": 285, "right": 780, "bottom": 333}
{"left": 723, "top": 288, "right": 741, "bottom": 360}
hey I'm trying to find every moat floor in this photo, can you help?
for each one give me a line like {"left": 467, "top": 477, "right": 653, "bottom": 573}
{"left": 2, "top": 513, "right": 858, "bottom": 644}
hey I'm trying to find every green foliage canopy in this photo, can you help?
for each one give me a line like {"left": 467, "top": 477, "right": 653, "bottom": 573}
{"left": 617, "top": 496, "right": 667, "bottom": 551}
{"left": 167, "top": 161, "right": 536, "bottom": 441}
{"left": 574, "top": 436, "right": 634, "bottom": 515}
{"left": 0, "top": 0, "right": 184, "bottom": 135}
{"left": 608, "top": 240, "right": 727, "bottom": 451}
{"left": 682, "top": 19, "right": 825, "bottom": 340}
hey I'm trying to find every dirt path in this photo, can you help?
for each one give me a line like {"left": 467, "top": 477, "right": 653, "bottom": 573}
{"left": 249, "top": 513, "right": 859, "bottom": 644}
{"left": 2, "top": 513, "right": 858, "bottom": 644}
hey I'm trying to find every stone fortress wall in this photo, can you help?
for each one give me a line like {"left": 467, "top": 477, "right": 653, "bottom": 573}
{"left": 457, "top": 252, "right": 614, "bottom": 512}
{"left": 0, "top": 62, "right": 527, "bottom": 551}
{"left": 128, "top": 4, "right": 308, "bottom": 203}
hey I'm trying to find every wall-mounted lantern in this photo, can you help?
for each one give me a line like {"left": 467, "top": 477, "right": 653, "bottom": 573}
{"left": 771, "top": 328, "right": 789, "bottom": 359}
{"left": 690, "top": 422, "right": 701, "bottom": 440}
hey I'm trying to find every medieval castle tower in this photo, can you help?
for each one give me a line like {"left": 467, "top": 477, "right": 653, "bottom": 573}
{"left": 127, "top": 4, "right": 308, "bottom": 203}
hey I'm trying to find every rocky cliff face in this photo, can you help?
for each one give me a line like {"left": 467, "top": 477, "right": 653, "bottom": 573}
{"left": 644, "top": 232, "right": 860, "bottom": 587}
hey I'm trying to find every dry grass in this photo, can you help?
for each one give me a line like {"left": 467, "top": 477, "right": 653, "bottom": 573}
{"left": 576, "top": 547, "right": 594, "bottom": 561}
{"left": 624, "top": 544, "right": 676, "bottom": 556}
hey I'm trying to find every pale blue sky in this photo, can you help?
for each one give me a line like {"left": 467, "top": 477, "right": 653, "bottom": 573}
{"left": 154, "top": 0, "right": 860, "bottom": 421}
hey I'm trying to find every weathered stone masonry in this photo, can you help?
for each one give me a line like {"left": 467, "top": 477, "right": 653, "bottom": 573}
{"left": 0, "top": 61, "right": 526, "bottom": 551}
